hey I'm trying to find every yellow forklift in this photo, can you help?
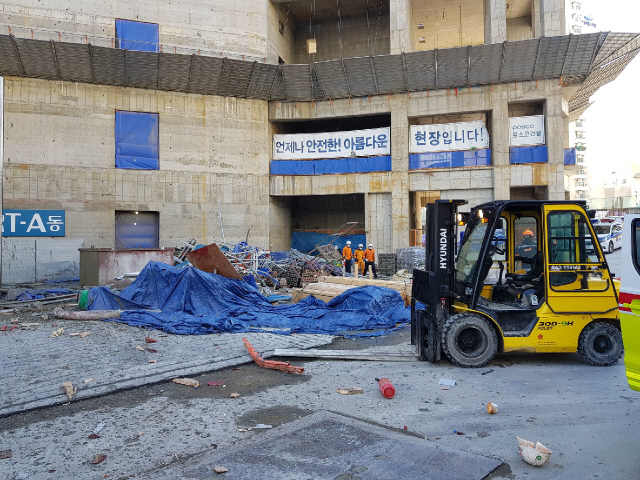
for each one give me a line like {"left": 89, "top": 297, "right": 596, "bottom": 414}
{"left": 411, "top": 200, "right": 622, "bottom": 367}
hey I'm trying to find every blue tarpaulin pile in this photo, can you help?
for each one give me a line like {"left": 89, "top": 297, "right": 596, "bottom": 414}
{"left": 87, "top": 262, "right": 409, "bottom": 336}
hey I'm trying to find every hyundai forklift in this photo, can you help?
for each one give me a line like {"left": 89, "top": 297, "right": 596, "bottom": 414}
{"left": 411, "top": 199, "right": 623, "bottom": 368}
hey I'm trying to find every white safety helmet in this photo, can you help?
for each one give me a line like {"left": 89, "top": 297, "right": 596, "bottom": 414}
{"left": 368, "top": 243, "right": 373, "bottom": 248}
{"left": 358, "top": 244, "right": 364, "bottom": 248}
{"left": 346, "top": 241, "right": 351, "bottom": 245}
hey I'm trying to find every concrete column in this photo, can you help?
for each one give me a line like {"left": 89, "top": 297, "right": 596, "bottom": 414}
{"left": 390, "top": 0, "right": 411, "bottom": 54}
{"left": 390, "top": 95, "right": 410, "bottom": 250}
{"left": 485, "top": 0, "right": 507, "bottom": 44}
{"left": 545, "top": 93, "right": 566, "bottom": 200}
{"left": 0, "top": 76, "right": 4, "bottom": 283}
{"left": 491, "top": 94, "right": 510, "bottom": 200}
{"left": 540, "top": 0, "right": 566, "bottom": 37}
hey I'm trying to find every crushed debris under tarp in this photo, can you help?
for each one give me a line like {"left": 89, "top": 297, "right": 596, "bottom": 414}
{"left": 85, "top": 262, "right": 409, "bottom": 336}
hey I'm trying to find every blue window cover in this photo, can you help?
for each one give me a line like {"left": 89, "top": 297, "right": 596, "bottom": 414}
{"left": 270, "top": 155, "right": 391, "bottom": 175}
{"left": 115, "top": 111, "right": 159, "bottom": 170}
{"left": 510, "top": 145, "right": 548, "bottom": 164}
{"left": 115, "top": 19, "right": 159, "bottom": 52}
{"left": 408, "top": 149, "right": 492, "bottom": 170}
{"left": 291, "top": 232, "right": 366, "bottom": 254}
{"left": 115, "top": 211, "right": 159, "bottom": 249}
{"left": 564, "top": 148, "right": 577, "bottom": 166}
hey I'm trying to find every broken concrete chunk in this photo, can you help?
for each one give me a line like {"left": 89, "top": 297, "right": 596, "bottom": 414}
{"left": 172, "top": 378, "right": 200, "bottom": 388}
{"left": 229, "top": 392, "right": 240, "bottom": 398}
{"left": 135, "top": 345, "right": 145, "bottom": 351}
{"left": 50, "top": 327, "right": 64, "bottom": 338}
{"left": 69, "top": 331, "right": 92, "bottom": 338}
{"left": 61, "top": 381, "right": 77, "bottom": 399}
{"left": 438, "top": 378, "right": 456, "bottom": 387}
{"left": 213, "top": 465, "right": 229, "bottom": 474}
{"left": 91, "top": 454, "right": 107, "bottom": 465}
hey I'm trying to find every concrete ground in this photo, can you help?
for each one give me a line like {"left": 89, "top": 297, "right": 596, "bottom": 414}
{"left": 1, "top": 325, "right": 639, "bottom": 480}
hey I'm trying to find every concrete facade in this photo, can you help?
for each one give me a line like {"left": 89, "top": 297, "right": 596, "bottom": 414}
{"left": 0, "top": 0, "right": 580, "bottom": 282}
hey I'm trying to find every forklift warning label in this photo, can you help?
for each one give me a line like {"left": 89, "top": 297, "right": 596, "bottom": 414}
{"left": 537, "top": 321, "right": 574, "bottom": 331}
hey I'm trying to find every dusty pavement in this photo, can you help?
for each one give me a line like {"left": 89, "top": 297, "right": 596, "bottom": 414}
{"left": 1, "top": 325, "right": 639, "bottom": 479}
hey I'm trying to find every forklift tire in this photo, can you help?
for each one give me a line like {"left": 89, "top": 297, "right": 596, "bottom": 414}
{"left": 577, "top": 322, "right": 624, "bottom": 366}
{"left": 442, "top": 314, "right": 498, "bottom": 368}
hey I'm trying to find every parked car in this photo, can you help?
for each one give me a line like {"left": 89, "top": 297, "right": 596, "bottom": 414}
{"left": 619, "top": 215, "right": 640, "bottom": 391}
{"left": 593, "top": 221, "right": 623, "bottom": 254}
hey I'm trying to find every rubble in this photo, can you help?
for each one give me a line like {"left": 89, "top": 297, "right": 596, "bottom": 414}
{"left": 61, "top": 381, "right": 76, "bottom": 399}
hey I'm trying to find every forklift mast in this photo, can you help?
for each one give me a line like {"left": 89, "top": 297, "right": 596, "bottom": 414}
{"left": 411, "top": 200, "right": 467, "bottom": 361}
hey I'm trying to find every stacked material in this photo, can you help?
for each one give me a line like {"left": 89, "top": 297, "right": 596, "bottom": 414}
{"left": 377, "top": 253, "right": 396, "bottom": 276}
{"left": 294, "top": 276, "right": 412, "bottom": 305}
{"left": 396, "top": 246, "right": 425, "bottom": 272}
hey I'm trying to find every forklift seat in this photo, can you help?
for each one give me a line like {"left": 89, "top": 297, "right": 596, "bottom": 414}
{"left": 506, "top": 250, "right": 544, "bottom": 285}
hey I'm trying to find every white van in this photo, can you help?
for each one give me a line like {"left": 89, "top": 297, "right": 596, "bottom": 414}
{"left": 593, "top": 222, "right": 623, "bottom": 254}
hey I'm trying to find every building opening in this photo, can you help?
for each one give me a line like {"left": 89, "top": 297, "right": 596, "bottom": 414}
{"left": 115, "top": 211, "right": 159, "bottom": 249}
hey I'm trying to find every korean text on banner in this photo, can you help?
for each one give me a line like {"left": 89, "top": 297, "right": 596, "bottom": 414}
{"left": 409, "top": 121, "right": 490, "bottom": 153}
{"left": 273, "top": 127, "right": 390, "bottom": 160}
{"left": 2, "top": 210, "right": 65, "bottom": 237}
{"left": 509, "top": 115, "right": 545, "bottom": 147}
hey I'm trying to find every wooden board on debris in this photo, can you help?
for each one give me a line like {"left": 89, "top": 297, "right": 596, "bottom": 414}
{"left": 317, "top": 275, "right": 411, "bottom": 292}
{"left": 186, "top": 243, "right": 243, "bottom": 280}
{"left": 292, "top": 281, "right": 411, "bottom": 305}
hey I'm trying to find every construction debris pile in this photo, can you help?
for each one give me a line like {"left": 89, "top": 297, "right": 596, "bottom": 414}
{"left": 84, "top": 261, "right": 410, "bottom": 337}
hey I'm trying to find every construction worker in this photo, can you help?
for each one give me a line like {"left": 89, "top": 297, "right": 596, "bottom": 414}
{"left": 355, "top": 244, "right": 365, "bottom": 275}
{"left": 342, "top": 240, "right": 353, "bottom": 273}
{"left": 364, "top": 243, "right": 378, "bottom": 279}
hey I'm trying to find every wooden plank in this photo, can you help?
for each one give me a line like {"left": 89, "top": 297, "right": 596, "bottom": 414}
{"left": 273, "top": 348, "right": 420, "bottom": 362}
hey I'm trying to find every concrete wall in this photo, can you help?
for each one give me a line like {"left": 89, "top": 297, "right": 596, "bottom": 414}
{"left": 2, "top": 77, "right": 270, "bottom": 283}
{"left": 269, "top": 196, "right": 292, "bottom": 251}
{"left": 293, "top": 14, "right": 390, "bottom": 63}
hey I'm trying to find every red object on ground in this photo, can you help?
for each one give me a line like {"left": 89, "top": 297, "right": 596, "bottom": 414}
{"left": 145, "top": 337, "right": 157, "bottom": 343}
{"left": 377, "top": 378, "right": 395, "bottom": 399}
{"left": 207, "top": 381, "right": 223, "bottom": 387}
{"left": 0, "top": 326, "right": 6, "bottom": 332}
{"left": 242, "top": 338, "right": 304, "bottom": 375}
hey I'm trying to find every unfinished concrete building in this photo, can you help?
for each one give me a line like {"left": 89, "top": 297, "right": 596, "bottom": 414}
{"left": 0, "top": 0, "right": 637, "bottom": 283}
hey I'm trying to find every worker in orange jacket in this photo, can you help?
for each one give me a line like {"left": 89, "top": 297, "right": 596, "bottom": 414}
{"left": 364, "top": 243, "right": 378, "bottom": 278}
{"left": 342, "top": 240, "right": 353, "bottom": 273}
{"left": 354, "top": 244, "right": 365, "bottom": 275}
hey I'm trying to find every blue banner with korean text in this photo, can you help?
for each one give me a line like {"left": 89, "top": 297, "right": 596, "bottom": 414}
{"left": 2, "top": 210, "right": 66, "bottom": 236}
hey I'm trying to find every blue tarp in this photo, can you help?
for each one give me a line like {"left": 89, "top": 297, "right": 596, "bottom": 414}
{"left": 291, "top": 232, "right": 366, "bottom": 254}
{"left": 13, "top": 288, "right": 75, "bottom": 302}
{"left": 115, "top": 111, "right": 159, "bottom": 169}
{"left": 409, "top": 149, "right": 492, "bottom": 170}
{"left": 87, "top": 262, "right": 409, "bottom": 336}
{"left": 564, "top": 148, "right": 577, "bottom": 166}
{"left": 270, "top": 156, "right": 391, "bottom": 175}
{"left": 510, "top": 145, "right": 548, "bottom": 164}
{"left": 115, "top": 19, "right": 159, "bottom": 52}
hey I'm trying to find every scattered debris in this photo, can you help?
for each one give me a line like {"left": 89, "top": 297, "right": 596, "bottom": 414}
{"left": 376, "top": 378, "right": 396, "bottom": 399}
{"left": 83, "top": 378, "right": 94, "bottom": 384}
{"left": 0, "top": 450, "right": 12, "bottom": 459}
{"left": 135, "top": 345, "right": 145, "bottom": 351}
{"left": 172, "top": 378, "right": 200, "bottom": 388}
{"left": 238, "top": 424, "right": 273, "bottom": 432}
{"left": 50, "top": 327, "right": 64, "bottom": 338}
{"left": 88, "top": 434, "right": 101, "bottom": 440}
{"left": 481, "top": 369, "right": 494, "bottom": 375}
{"left": 145, "top": 337, "right": 157, "bottom": 343}
{"left": 487, "top": 402, "right": 499, "bottom": 414}
{"left": 243, "top": 337, "right": 304, "bottom": 374}
{"left": 441, "top": 386, "right": 450, "bottom": 391}
{"left": 102, "top": 475, "right": 111, "bottom": 478}
{"left": 207, "top": 381, "right": 224, "bottom": 387}
{"left": 93, "top": 422, "right": 107, "bottom": 434}
{"left": 69, "top": 331, "right": 92, "bottom": 338}
{"left": 336, "top": 388, "right": 364, "bottom": 395}
{"left": 146, "top": 348, "right": 158, "bottom": 353}
{"left": 438, "top": 378, "right": 456, "bottom": 387}
{"left": 517, "top": 436, "right": 552, "bottom": 466}
{"left": 91, "top": 454, "right": 107, "bottom": 465}
{"left": 229, "top": 392, "right": 240, "bottom": 398}
{"left": 19, "top": 323, "right": 40, "bottom": 327}
{"left": 453, "top": 430, "right": 465, "bottom": 435}
{"left": 213, "top": 465, "right": 229, "bottom": 474}
{"left": 61, "top": 381, "right": 76, "bottom": 399}
{"left": 149, "top": 359, "right": 157, "bottom": 363}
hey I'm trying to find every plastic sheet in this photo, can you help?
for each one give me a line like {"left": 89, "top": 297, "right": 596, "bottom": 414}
{"left": 509, "top": 145, "right": 548, "bottom": 164}
{"left": 409, "top": 149, "right": 491, "bottom": 170}
{"left": 115, "top": 111, "right": 159, "bottom": 170}
{"left": 270, "top": 156, "right": 391, "bottom": 175}
{"left": 291, "top": 232, "right": 366, "bottom": 254}
{"left": 115, "top": 19, "right": 159, "bottom": 52}
{"left": 87, "top": 262, "right": 409, "bottom": 336}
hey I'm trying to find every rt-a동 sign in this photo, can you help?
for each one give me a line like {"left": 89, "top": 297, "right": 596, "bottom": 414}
{"left": 509, "top": 115, "right": 545, "bottom": 147}
{"left": 2, "top": 210, "right": 66, "bottom": 237}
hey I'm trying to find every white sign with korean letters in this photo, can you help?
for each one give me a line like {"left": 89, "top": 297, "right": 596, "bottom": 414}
{"left": 273, "top": 127, "right": 390, "bottom": 160}
{"left": 409, "top": 121, "right": 490, "bottom": 153}
{"left": 509, "top": 115, "right": 545, "bottom": 147}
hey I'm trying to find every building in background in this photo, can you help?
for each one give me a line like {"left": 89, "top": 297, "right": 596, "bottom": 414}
{"left": 565, "top": 0, "right": 598, "bottom": 203}
{"left": 0, "top": 1, "right": 636, "bottom": 283}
